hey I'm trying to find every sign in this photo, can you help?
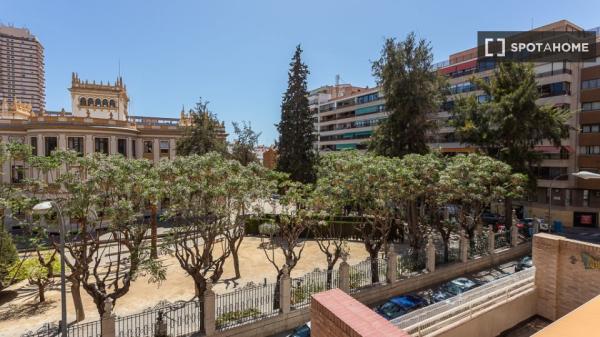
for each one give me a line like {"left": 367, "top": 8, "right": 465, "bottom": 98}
{"left": 581, "top": 252, "right": 600, "bottom": 270}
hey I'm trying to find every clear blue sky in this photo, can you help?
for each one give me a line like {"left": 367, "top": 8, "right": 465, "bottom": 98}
{"left": 2, "top": 0, "right": 600, "bottom": 144}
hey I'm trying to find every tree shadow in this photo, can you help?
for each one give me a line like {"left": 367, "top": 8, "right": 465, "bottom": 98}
{"left": 0, "top": 290, "right": 18, "bottom": 306}
{"left": 219, "top": 277, "right": 240, "bottom": 290}
{"left": 0, "top": 299, "right": 56, "bottom": 321}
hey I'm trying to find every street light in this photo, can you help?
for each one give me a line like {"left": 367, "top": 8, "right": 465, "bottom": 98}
{"left": 33, "top": 201, "right": 67, "bottom": 337}
{"left": 547, "top": 171, "right": 600, "bottom": 230}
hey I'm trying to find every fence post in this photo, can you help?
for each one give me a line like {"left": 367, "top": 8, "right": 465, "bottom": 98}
{"left": 511, "top": 223, "right": 519, "bottom": 247}
{"left": 203, "top": 279, "right": 216, "bottom": 335}
{"left": 459, "top": 231, "right": 469, "bottom": 263}
{"left": 279, "top": 265, "right": 291, "bottom": 314}
{"left": 101, "top": 298, "right": 116, "bottom": 337}
{"left": 339, "top": 256, "right": 350, "bottom": 293}
{"left": 426, "top": 236, "right": 436, "bottom": 272}
{"left": 487, "top": 227, "right": 495, "bottom": 254}
{"left": 386, "top": 244, "right": 398, "bottom": 284}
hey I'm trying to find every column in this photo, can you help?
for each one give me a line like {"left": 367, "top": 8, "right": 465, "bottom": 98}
{"left": 85, "top": 135, "right": 93, "bottom": 155}
{"left": 110, "top": 136, "right": 117, "bottom": 155}
{"left": 36, "top": 134, "right": 43, "bottom": 156}
{"left": 386, "top": 245, "right": 398, "bottom": 283}
{"left": 58, "top": 134, "right": 67, "bottom": 177}
{"left": 202, "top": 280, "right": 216, "bottom": 335}
{"left": 153, "top": 138, "right": 160, "bottom": 164}
{"left": 339, "top": 257, "right": 350, "bottom": 293}
{"left": 169, "top": 138, "right": 176, "bottom": 160}
{"left": 126, "top": 137, "right": 132, "bottom": 159}
{"left": 487, "top": 227, "right": 495, "bottom": 254}
{"left": 279, "top": 265, "right": 291, "bottom": 314}
{"left": 100, "top": 298, "right": 116, "bottom": 337}
{"left": 511, "top": 223, "right": 519, "bottom": 247}
{"left": 2, "top": 136, "right": 10, "bottom": 183}
{"left": 136, "top": 139, "right": 143, "bottom": 159}
{"left": 426, "top": 236, "right": 436, "bottom": 272}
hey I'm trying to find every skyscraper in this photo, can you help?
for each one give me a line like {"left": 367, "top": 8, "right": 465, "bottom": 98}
{"left": 0, "top": 25, "right": 45, "bottom": 113}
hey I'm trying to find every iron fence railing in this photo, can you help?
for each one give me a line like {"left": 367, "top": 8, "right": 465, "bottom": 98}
{"left": 397, "top": 250, "right": 426, "bottom": 278}
{"left": 215, "top": 282, "right": 278, "bottom": 331}
{"left": 68, "top": 320, "right": 101, "bottom": 337}
{"left": 494, "top": 231, "right": 511, "bottom": 249}
{"left": 349, "top": 259, "right": 372, "bottom": 292}
{"left": 291, "top": 268, "right": 339, "bottom": 309}
{"left": 116, "top": 300, "right": 202, "bottom": 337}
{"left": 469, "top": 233, "right": 489, "bottom": 258}
{"left": 21, "top": 323, "right": 59, "bottom": 337}
{"left": 435, "top": 242, "right": 460, "bottom": 265}
{"left": 392, "top": 267, "right": 535, "bottom": 335}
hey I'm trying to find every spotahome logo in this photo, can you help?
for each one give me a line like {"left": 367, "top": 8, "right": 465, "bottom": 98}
{"left": 478, "top": 31, "right": 596, "bottom": 62}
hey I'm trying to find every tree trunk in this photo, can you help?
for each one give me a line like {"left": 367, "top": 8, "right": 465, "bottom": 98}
{"left": 150, "top": 205, "right": 158, "bottom": 259}
{"left": 232, "top": 250, "right": 241, "bottom": 279}
{"left": 504, "top": 198, "right": 513, "bottom": 230}
{"left": 369, "top": 251, "right": 379, "bottom": 284}
{"left": 443, "top": 239, "right": 449, "bottom": 263}
{"left": 326, "top": 264, "right": 334, "bottom": 289}
{"left": 273, "top": 270, "right": 284, "bottom": 310}
{"left": 37, "top": 283, "right": 45, "bottom": 302}
{"left": 71, "top": 281, "right": 85, "bottom": 322}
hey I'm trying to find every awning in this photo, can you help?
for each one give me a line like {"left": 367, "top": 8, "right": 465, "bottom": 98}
{"left": 534, "top": 145, "right": 573, "bottom": 154}
{"left": 438, "top": 59, "right": 477, "bottom": 75}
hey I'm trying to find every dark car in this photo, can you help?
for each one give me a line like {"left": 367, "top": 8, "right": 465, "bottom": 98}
{"left": 515, "top": 256, "right": 533, "bottom": 272}
{"left": 481, "top": 211, "right": 502, "bottom": 225}
{"left": 432, "top": 277, "right": 479, "bottom": 302}
{"left": 375, "top": 294, "right": 428, "bottom": 320}
{"left": 287, "top": 322, "right": 310, "bottom": 337}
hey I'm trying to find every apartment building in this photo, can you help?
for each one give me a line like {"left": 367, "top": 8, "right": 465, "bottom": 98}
{"left": 0, "top": 25, "right": 45, "bottom": 114}
{"left": 0, "top": 73, "right": 226, "bottom": 184}
{"left": 311, "top": 20, "right": 600, "bottom": 228}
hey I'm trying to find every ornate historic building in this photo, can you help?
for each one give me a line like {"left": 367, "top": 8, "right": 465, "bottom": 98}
{"left": 0, "top": 73, "right": 211, "bottom": 184}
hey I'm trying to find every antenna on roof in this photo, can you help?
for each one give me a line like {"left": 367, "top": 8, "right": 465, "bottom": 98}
{"left": 335, "top": 74, "right": 341, "bottom": 97}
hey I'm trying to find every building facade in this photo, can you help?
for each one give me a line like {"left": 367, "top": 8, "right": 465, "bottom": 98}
{"left": 311, "top": 20, "right": 600, "bottom": 228}
{"left": 0, "top": 25, "right": 45, "bottom": 114}
{"left": 0, "top": 74, "right": 195, "bottom": 184}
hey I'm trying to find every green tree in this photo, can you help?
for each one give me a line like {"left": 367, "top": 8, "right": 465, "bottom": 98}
{"left": 451, "top": 61, "right": 570, "bottom": 222}
{"left": 370, "top": 32, "right": 446, "bottom": 157}
{"left": 231, "top": 121, "right": 261, "bottom": 166}
{"left": 176, "top": 98, "right": 227, "bottom": 156}
{"left": 276, "top": 45, "right": 317, "bottom": 183}
{"left": 0, "top": 228, "right": 18, "bottom": 290}
{"left": 9, "top": 252, "right": 60, "bottom": 303}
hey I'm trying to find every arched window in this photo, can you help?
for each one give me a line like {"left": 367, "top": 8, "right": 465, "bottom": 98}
{"left": 102, "top": 99, "right": 108, "bottom": 107}
{"left": 79, "top": 97, "right": 86, "bottom": 106}
{"left": 109, "top": 99, "right": 116, "bottom": 108}
{"left": 95, "top": 99, "right": 101, "bottom": 107}
{"left": 87, "top": 98, "right": 94, "bottom": 106}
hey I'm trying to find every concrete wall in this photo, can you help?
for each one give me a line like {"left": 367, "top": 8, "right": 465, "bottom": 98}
{"left": 432, "top": 290, "right": 537, "bottom": 337}
{"left": 533, "top": 233, "right": 600, "bottom": 321}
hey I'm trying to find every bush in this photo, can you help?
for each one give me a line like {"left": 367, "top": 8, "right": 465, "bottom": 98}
{"left": 0, "top": 228, "right": 18, "bottom": 289}
{"left": 216, "top": 308, "right": 261, "bottom": 327}
{"left": 291, "top": 281, "right": 324, "bottom": 304}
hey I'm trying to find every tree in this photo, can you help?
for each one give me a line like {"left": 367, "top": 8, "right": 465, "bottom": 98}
{"left": 9, "top": 251, "right": 60, "bottom": 303}
{"left": 317, "top": 151, "right": 396, "bottom": 283}
{"left": 260, "top": 180, "right": 312, "bottom": 308}
{"left": 370, "top": 32, "right": 446, "bottom": 157}
{"left": 438, "top": 154, "right": 527, "bottom": 241}
{"left": 451, "top": 61, "right": 570, "bottom": 223}
{"left": 307, "top": 217, "right": 347, "bottom": 289}
{"left": 231, "top": 121, "right": 261, "bottom": 166}
{"left": 0, "top": 228, "right": 18, "bottom": 290}
{"left": 276, "top": 45, "right": 317, "bottom": 183}
{"left": 176, "top": 98, "right": 227, "bottom": 156}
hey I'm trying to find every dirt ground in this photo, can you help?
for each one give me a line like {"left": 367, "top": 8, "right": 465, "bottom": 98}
{"left": 0, "top": 237, "right": 369, "bottom": 337}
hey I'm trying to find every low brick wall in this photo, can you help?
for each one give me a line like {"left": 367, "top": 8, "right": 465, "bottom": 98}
{"left": 534, "top": 233, "right": 600, "bottom": 321}
{"left": 311, "top": 289, "right": 410, "bottom": 337}
{"left": 205, "top": 243, "right": 531, "bottom": 337}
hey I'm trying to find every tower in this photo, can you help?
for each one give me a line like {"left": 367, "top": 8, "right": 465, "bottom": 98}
{"left": 69, "top": 73, "right": 129, "bottom": 121}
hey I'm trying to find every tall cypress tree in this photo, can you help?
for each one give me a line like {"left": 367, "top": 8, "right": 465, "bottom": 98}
{"left": 369, "top": 33, "right": 445, "bottom": 157}
{"left": 276, "top": 45, "right": 316, "bottom": 183}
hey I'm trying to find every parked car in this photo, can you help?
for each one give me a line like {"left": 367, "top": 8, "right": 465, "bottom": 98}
{"left": 515, "top": 256, "right": 533, "bottom": 272}
{"left": 375, "top": 294, "right": 428, "bottom": 320}
{"left": 288, "top": 322, "right": 310, "bottom": 337}
{"left": 481, "top": 211, "right": 503, "bottom": 226}
{"left": 432, "top": 277, "right": 480, "bottom": 302}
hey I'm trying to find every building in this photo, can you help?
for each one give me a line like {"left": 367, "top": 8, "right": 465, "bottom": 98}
{"left": 311, "top": 20, "right": 600, "bottom": 228}
{"left": 0, "top": 25, "right": 45, "bottom": 114}
{"left": 0, "top": 73, "right": 196, "bottom": 184}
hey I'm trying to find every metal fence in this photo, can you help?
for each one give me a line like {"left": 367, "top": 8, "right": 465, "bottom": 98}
{"left": 494, "top": 231, "right": 511, "bottom": 249}
{"left": 397, "top": 250, "right": 426, "bottom": 278}
{"left": 215, "top": 282, "right": 278, "bottom": 331}
{"left": 116, "top": 300, "right": 202, "bottom": 337}
{"left": 68, "top": 320, "right": 101, "bottom": 337}
{"left": 21, "top": 323, "right": 59, "bottom": 337}
{"left": 469, "top": 234, "right": 489, "bottom": 258}
{"left": 349, "top": 259, "right": 373, "bottom": 292}
{"left": 435, "top": 242, "right": 460, "bottom": 265}
{"left": 392, "top": 267, "right": 536, "bottom": 336}
{"left": 291, "top": 268, "right": 339, "bottom": 309}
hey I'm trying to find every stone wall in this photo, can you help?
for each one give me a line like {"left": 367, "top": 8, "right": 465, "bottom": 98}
{"left": 533, "top": 233, "right": 600, "bottom": 320}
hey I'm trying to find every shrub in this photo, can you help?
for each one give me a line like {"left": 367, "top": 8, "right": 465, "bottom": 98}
{"left": 0, "top": 228, "right": 18, "bottom": 289}
{"left": 291, "top": 281, "right": 324, "bottom": 304}
{"left": 216, "top": 308, "right": 261, "bottom": 327}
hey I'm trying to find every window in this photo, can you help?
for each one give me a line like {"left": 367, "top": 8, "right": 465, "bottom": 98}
{"left": 95, "top": 99, "right": 101, "bottom": 107}
{"left": 95, "top": 138, "right": 109, "bottom": 154}
{"left": 582, "top": 102, "right": 600, "bottom": 111}
{"left": 582, "top": 146, "right": 600, "bottom": 155}
{"left": 159, "top": 140, "right": 170, "bottom": 154}
{"left": 87, "top": 98, "right": 94, "bottom": 106}
{"left": 109, "top": 99, "right": 116, "bottom": 108}
{"left": 44, "top": 136, "right": 57, "bottom": 156}
{"left": 131, "top": 139, "right": 137, "bottom": 157}
{"left": 102, "top": 99, "right": 108, "bottom": 107}
{"left": 539, "top": 82, "right": 570, "bottom": 97}
{"left": 67, "top": 137, "right": 84, "bottom": 156}
{"left": 30, "top": 137, "right": 37, "bottom": 156}
{"left": 582, "top": 124, "right": 600, "bottom": 133}
{"left": 582, "top": 78, "right": 600, "bottom": 90}
{"left": 117, "top": 139, "right": 127, "bottom": 156}
{"left": 143, "top": 140, "right": 153, "bottom": 154}
{"left": 79, "top": 97, "right": 86, "bottom": 106}
{"left": 11, "top": 165, "right": 24, "bottom": 183}
{"left": 356, "top": 92, "right": 379, "bottom": 105}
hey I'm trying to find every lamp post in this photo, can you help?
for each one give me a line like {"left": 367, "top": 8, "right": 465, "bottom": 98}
{"left": 547, "top": 171, "right": 600, "bottom": 230}
{"left": 33, "top": 201, "right": 67, "bottom": 337}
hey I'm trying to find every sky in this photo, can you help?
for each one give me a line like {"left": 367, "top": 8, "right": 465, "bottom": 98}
{"left": 2, "top": 0, "right": 600, "bottom": 144}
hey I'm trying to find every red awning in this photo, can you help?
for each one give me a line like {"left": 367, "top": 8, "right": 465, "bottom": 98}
{"left": 438, "top": 59, "right": 477, "bottom": 75}
{"left": 534, "top": 145, "right": 573, "bottom": 154}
